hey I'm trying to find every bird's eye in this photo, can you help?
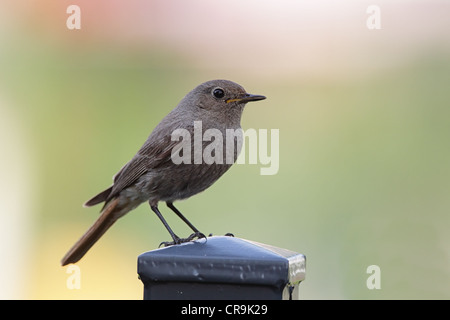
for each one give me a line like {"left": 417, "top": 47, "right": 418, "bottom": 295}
{"left": 212, "top": 88, "right": 225, "bottom": 99}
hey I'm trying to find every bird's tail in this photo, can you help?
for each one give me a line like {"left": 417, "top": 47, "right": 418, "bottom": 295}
{"left": 61, "top": 197, "right": 121, "bottom": 266}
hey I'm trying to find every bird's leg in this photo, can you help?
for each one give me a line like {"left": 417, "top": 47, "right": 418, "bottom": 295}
{"left": 150, "top": 203, "right": 182, "bottom": 247}
{"left": 166, "top": 202, "right": 206, "bottom": 241}
{"left": 166, "top": 202, "right": 200, "bottom": 233}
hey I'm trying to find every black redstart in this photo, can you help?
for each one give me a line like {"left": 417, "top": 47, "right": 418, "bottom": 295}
{"left": 61, "top": 79, "right": 266, "bottom": 266}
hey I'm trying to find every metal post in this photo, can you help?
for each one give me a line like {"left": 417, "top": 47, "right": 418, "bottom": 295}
{"left": 137, "top": 236, "right": 306, "bottom": 300}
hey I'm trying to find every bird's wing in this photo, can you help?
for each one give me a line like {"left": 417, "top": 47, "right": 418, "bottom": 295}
{"left": 106, "top": 134, "right": 181, "bottom": 202}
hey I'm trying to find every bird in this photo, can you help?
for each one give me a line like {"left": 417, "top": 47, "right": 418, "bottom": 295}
{"left": 61, "top": 79, "right": 266, "bottom": 266}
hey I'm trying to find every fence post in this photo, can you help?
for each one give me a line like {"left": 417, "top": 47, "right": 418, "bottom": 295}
{"left": 137, "top": 236, "right": 306, "bottom": 300}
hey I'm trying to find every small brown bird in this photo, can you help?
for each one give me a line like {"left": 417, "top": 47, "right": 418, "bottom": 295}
{"left": 61, "top": 80, "right": 265, "bottom": 266}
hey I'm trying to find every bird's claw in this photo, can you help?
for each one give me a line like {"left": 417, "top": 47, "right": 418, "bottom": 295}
{"left": 159, "top": 232, "right": 206, "bottom": 248}
{"left": 208, "top": 232, "right": 234, "bottom": 237}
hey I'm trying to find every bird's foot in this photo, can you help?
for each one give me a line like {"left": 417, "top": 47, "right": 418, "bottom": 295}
{"left": 185, "top": 231, "right": 207, "bottom": 242}
{"left": 159, "top": 232, "right": 206, "bottom": 248}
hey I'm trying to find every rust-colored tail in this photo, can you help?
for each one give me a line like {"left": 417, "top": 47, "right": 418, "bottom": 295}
{"left": 61, "top": 198, "right": 121, "bottom": 266}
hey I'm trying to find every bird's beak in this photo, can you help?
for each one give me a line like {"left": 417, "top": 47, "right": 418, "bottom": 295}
{"left": 226, "top": 93, "right": 266, "bottom": 104}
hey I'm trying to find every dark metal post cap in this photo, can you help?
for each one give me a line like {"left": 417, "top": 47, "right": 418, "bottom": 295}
{"left": 138, "top": 236, "right": 306, "bottom": 300}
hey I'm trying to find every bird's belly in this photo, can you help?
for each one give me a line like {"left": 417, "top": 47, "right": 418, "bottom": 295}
{"left": 135, "top": 163, "right": 233, "bottom": 203}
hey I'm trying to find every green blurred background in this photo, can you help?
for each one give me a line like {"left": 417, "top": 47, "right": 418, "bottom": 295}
{"left": 1, "top": 0, "right": 449, "bottom": 299}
